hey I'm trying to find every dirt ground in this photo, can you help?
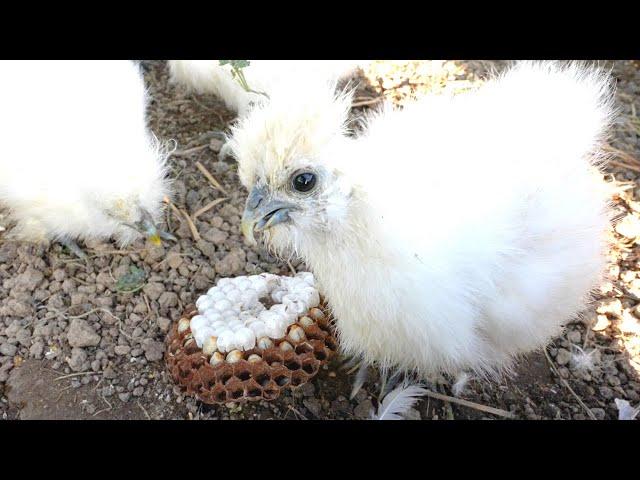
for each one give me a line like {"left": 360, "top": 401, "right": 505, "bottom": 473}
{"left": 1, "top": 60, "right": 639, "bottom": 420}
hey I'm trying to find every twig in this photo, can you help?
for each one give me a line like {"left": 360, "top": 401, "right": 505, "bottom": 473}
{"left": 69, "top": 308, "right": 120, "bottom": 322}
{"left": 142, "top": 294, "right": 152, "bottom": 319}
{"left": 352, "top": 97, "right": 384, "bottom": 108}
{"left": 137, "top": 401, "right": 151, "bottom": 420}
{"left": 196, "top": 161, "right": 228, "bottom": 195}
{"left": 86, "top": 250, "right": 142, "bottom": 257}
{"left": 543, "top": 348, "right": 597, "bottom": 420}
{"left": 117, "top": 320, "right": 134, "bottom": 341}
{"left": 59, "top": 258, "right": 88, "bottom": 265}
{"left": 609, "top": 159, "right": 640, "bottom": 173}
{"left": 606, "top": 145, "right": 639, "bottom": 163}
{"left": 179, "top": 208, "right": 201, "bottom": 242}
{"left": 286, "top": 260, "right": 297, "bottom": 275}
{"left": 421, "top": 389, "right": 516, "bottom": 419}
{"left": 164, "top": 197, "right": 183, "bottom": 223}
{"left": 93, "top": 394, "right": 113, "bottom": 417}
{"left": 54, "top": 371, "right": 99, "bottom": 381}
{"left": 116, "top": 285, "right": 145, "bottom": 294}
{"left": 170, "top": 144, "right": 209, "bottom": 157}
{"left": 192, "top": 197, "right": 228, "bottom": 219}
{"left": 287, "top": 405, "right": 308, "bottom": 420}
{"left": 92, "top": 377, "right": 103, "bottom": 392}
{"left": 55, "top": 385, "right": 74, "bottom": 401}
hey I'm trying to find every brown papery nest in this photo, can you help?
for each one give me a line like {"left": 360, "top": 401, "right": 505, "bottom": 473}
{"left": 166, "top": 301, "right": 338, "bottom": 404}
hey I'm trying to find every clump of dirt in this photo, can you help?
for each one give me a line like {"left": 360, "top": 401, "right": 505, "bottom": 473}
{"left": 1, "top": 60, "right": 639, "bottom": 420}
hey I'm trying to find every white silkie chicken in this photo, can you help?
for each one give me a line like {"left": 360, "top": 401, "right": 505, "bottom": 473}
{"left": 230, "top": 61, "right": 615, "bottom": 380}
{"left": 167, "top": 60, "right": 366, "bottom": 116}
{"left": 0, "top": 60, "right": 174, "bottom": 256}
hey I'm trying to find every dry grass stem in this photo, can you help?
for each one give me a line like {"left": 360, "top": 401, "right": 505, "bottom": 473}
{"left": 421, "top": 389, "right": 515, "bottom": 419}
{"left": 179, "top": 208, "right": 201, "bottom": 242}
{"left": 192, "top": 197, "right": 228, "bottom": 219}
{"left": 196, "top": 161, "right": 228, "bottom": 194}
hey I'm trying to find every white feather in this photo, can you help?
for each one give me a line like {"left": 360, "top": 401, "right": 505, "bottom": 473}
{"left": 615, "top": 398, "right": 640, "bottom": 421}
{"left": 372, "top": 383, "right": 428, "bottom": 420}
{"left": 451, "top": 372, "right": 471, "bottom": 397}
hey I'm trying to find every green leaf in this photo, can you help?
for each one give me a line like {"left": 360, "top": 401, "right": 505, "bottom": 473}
{"left": 219, "top": 60, "right": 250, "bottom": 70}
{"left": 231, "top": 60, "right": 250, "bottom": 69}
{"left": 116, "top": 265, "right": 147, "bottom": 293}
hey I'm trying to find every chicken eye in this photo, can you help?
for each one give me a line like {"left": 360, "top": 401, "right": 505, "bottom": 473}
{"left": 292, "top": 172, "right": 317, "bottom": 193}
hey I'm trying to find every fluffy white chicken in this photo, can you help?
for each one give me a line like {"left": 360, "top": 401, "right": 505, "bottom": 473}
{"left": 167, "top": 60, "right": 366, "bottom": 116}
{"left": 230, "top": 61, "right": 615, "bottom": 379}
{"left": 0, "top": 60, "right": 173, "bottom": 254}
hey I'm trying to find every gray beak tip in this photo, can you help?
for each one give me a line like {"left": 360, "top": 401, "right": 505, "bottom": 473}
{"left": 241, "top": 185, "right": 295, "bottom": 245}
{"left": 159, "top": 230, "right": 178, "bottom": 242}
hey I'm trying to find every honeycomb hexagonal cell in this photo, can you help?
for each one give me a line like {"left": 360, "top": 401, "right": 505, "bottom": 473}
{"left": 165, "top": 300, "right": 338, "bottom": 404}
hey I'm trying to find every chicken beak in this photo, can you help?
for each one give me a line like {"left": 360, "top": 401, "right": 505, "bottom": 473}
{"left": 136, "top": 209, "right": 177, "bottom": 246}
{"left": 241, "top": 185, "right": 295, "bottom": 246}
{"left": 240, "top": 216, "right": 258, "bottom": 246}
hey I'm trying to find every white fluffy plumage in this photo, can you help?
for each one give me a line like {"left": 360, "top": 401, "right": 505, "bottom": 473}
{"left": 167, "top": 60, "right": 366, "bottom": 116}
{"left": 0, "top": 60, "right": 171, "bottom": 247}
{"left": 230, "top": 61, "right": 616, "bottom": 379}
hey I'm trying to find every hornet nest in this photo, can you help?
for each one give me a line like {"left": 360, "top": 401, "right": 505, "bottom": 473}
{"left": 166, "top": 272, "right": 338, "bottom": 403}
